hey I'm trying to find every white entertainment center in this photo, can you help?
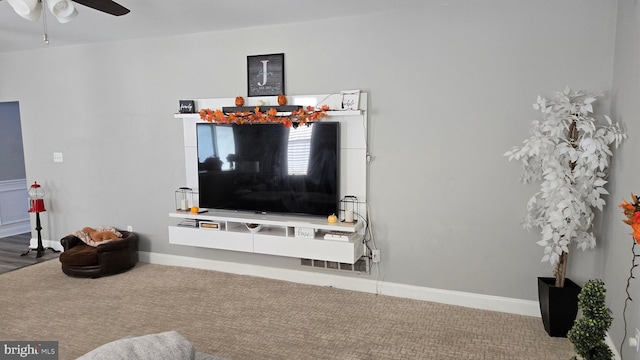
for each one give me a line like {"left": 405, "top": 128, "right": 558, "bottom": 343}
{"left": 169, "top": 93, "right": 368, "bottom": 264}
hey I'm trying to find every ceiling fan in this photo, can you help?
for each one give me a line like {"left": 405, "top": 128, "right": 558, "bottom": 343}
{"left": 2, "top": 0, "right": 129, "bottom": 22}
{"left": 62, "top": 0, "right": 129, "bottom": 16}
{"left": 3, "top": 0, "right": 129, "bottom": 43}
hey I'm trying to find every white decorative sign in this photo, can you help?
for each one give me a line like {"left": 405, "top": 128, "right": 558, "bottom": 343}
{"left": 295, "top": 227, "right": 316, "bottom": 239}
{"left": 340, "top": 90, "right": 360, "bottom": 110}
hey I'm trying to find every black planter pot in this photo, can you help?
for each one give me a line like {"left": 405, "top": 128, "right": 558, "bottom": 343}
{"left": 538, "top": 277, "right": 581, "bottom": 337}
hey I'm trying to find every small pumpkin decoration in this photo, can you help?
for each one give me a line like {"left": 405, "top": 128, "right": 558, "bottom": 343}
{"left": 277, "top": 94, "right": 287, "bottom": 106}
{"left": 235, "top": 96, "right": 244, "bottom": 107}
{"left": 327, "top": 214, "right": 338, "bottom": 224}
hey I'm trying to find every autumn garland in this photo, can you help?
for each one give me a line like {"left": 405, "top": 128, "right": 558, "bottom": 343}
{"left": 619, "top": 193, "right": 640, "bottom": 357}
{"left": 199, "top": 105, "right": 329, "bottom": 128}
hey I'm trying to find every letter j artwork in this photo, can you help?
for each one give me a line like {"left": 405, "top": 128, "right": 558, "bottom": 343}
{"left": 247, "top": 53, "right": 285, "bottom": 97}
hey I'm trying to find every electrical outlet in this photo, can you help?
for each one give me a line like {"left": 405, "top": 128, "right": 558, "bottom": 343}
{"left": 53, "top": 152, "right": 63, "bottom": 163}
{"left": 628, "top": 328, "right": 640, "bottom": 352}
{"left": 372, "top": 249, "right": 381, "bottom": 263}
{"left": 127, "top": 225, "right": 133, "bottom": 232}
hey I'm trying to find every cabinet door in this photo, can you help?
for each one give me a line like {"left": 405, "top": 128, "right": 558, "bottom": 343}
{"left": 253, "top": 233, "right": 363, "bottom": 264}
{"left": 169, "top": 226, "right": 253, "bottom": 252}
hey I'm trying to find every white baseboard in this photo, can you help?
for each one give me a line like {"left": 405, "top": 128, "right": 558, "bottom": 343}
{"left": 138, "top": 251, "right": 540, "bottom": 317}
{"left": 379, "top": 278, "right": 541, "bottom": 317}
{"left": 0, "top": 221, "right": 30, "bottom": 238}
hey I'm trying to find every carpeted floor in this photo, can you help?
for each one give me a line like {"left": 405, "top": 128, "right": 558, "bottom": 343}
{"left": 0, "top": 259, "right": 576, "bottom": 359}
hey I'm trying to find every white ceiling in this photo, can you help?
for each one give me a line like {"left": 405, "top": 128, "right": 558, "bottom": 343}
{"left": 0, "top": 0, "right": 413, "bottom": 53}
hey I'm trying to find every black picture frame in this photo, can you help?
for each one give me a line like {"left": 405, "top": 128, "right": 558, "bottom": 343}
{"left": 179, "top": 100, "right": 196, "bottom": 114}
{"left": 247, "top": 53, "right": 284, "bottom": 97}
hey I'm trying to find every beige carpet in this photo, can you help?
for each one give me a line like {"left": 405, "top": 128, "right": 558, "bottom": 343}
{"left": 0, "top": 259, "right": 575, "bottom": 359}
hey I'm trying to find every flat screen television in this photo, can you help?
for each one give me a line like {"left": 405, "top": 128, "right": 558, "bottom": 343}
{"left": 196, "top": 122, "right": 339, "bottom": 216}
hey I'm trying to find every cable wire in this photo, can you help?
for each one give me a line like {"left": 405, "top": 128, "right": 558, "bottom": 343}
{"left": 620, "top": 240, "right": 639, "bottom": 359}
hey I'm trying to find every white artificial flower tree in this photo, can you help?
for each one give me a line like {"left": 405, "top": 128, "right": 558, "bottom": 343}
{"left": 505, "top": 87, "right": 626, "bottom": 287}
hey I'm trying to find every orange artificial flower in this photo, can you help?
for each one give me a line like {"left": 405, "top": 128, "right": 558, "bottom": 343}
{"left": 632, "top": 223, "right": 640, "bottom": 244}
{"left": 620, "top": 194, "right": 640, "bottom": 244}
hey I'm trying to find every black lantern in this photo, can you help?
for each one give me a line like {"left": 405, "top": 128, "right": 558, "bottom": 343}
{"left": 340, "top": 195, "right": 358, "bottom": 224}
{"left": 175, "top": 187, "right": 194, "bottom": 212}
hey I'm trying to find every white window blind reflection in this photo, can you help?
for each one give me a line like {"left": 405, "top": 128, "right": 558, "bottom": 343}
{"left": 197, "top": 125, "right": 215, "bottom": 162}
{"left": 215, "top": 126, "right": 235, "bottom": 170}
{"left": 287, "top": 125, "right": 313, "bottom": 175}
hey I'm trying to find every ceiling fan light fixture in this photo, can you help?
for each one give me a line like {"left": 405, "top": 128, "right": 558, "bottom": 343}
{"left": 46, "top": 0, "right": 75, "bottom": 18}
{"left": 7, "top": 0, "right": 38, "bottom": 14}
{"left": 54, "top": 6, "right": 77, "bottom": 23}
{"left": 7, "top": 0, "right": 42, "bottom": 21}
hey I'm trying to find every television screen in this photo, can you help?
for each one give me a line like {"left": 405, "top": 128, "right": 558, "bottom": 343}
{"left": 196, "top": 122, "right": 339, "bottom": 216}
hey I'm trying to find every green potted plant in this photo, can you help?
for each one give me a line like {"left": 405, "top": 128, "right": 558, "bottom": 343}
{"left": 505, "top": 87, "right": 626, "bottom": 336}
{"left": 567, "top": 279, "right": 613, "bottom": 360}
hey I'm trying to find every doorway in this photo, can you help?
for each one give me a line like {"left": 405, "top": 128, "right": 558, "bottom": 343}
{"left": 0, "top": 101, "right": 30, "bottom": 238}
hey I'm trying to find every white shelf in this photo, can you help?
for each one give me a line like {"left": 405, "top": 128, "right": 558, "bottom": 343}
{"left": 168, "top": 211, "right": 365, "bottom": 264}
{"left": 325, "top": 110, "right": 364, "bottom": 116}
{"left": 174, "top": 113, "right": 199, "bottom": 119}
{"left": 170, "top": 210, "right": 363, "bottom": 233}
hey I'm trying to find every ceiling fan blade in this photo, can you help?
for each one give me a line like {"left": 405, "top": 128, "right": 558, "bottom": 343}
{"left": 72, "top": 0, "right": 130, "bottom": 16}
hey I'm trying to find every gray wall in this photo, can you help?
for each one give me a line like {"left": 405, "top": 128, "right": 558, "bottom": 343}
{"left": 605, "top": 0, "right": 640, "bottom": 358}
{"left": 0, "top": 0, "right": 623, "bottom": 310}
{"left": 0, "top": 101, "right": 26, "bottom": 181}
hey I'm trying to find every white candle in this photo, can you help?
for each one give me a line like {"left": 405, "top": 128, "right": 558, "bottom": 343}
{"left": 180, "top": 199, "right": 188, "bottom": 211}
{"left": 345, "top": 210, "right": 354, "bottom": 223}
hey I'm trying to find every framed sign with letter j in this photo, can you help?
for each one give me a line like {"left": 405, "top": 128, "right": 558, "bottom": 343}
{"left": 247, "top": 53, "right": 284, "bottom": 97}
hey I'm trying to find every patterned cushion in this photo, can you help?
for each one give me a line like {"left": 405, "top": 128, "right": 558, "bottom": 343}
{"left": 69, "top": 226, "right": 122, "bottom": 247}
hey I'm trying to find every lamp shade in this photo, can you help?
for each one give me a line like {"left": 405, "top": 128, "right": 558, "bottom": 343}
{"left": 7, "top": 0, "right": 42, "bottom": 21}
{"left": 46, "top": 0, "right": 74, "bottom": 17}
{"left": 7, "top": 0, "right": 39, "bottom": 14}
{"left": 54, "top": 7, "right": 77, "bottom": 23}
{"left": 28, "top": 181, "right": 46, "bottom": 213}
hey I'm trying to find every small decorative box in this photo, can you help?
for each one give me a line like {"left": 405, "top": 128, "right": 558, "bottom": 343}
{"left": 295, "top": 227, "right": 316, "bottom": 239}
